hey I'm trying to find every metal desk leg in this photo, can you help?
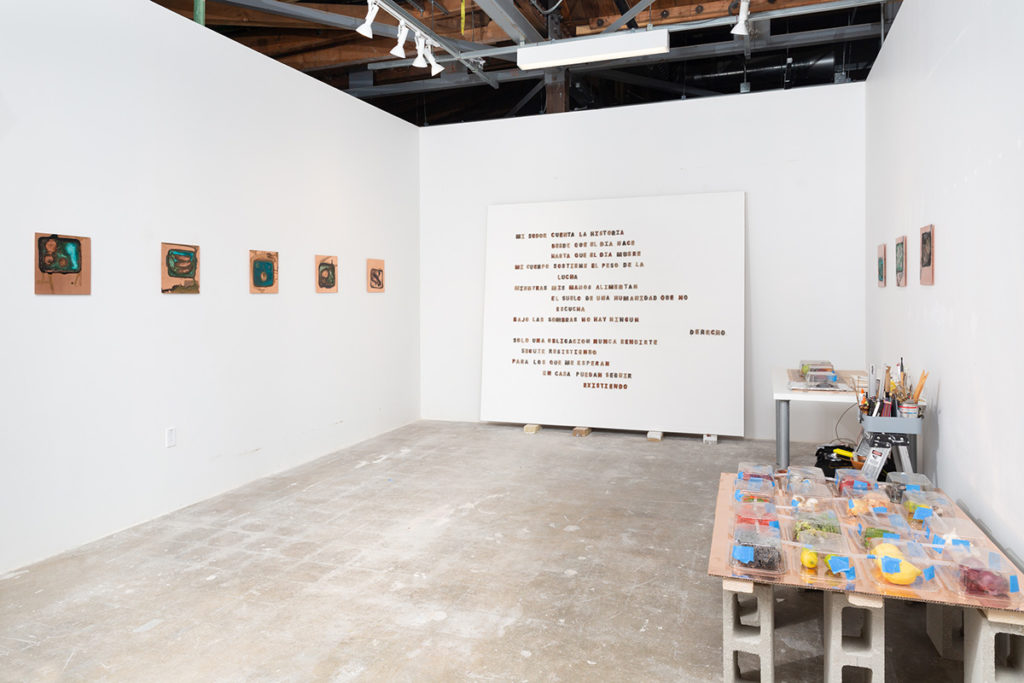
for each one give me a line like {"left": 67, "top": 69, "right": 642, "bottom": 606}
{"left": 775, "top": 399, "right": 790, "bottom": 469}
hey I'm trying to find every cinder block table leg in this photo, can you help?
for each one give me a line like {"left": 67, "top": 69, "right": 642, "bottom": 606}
{"left": 823, "top": 592, "right": 885, "bottom": 682}
{"left": 722, "top": 579, "right": 775, "bottom": 683}
{"left": 964, "top": 608, "right": 1024, "bottom": 682}
{"left": 926, "top": 602, "right": 963, "bottom": 661}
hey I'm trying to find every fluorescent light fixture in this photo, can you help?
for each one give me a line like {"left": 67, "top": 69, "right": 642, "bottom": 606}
{"left": 516, "top": 30, "right": 669, "bottom": 71}
{"left": 390, "top": 20, "right": 409, "bottom": 58}
{"left": 730, "top": 0, "right": 750, "bottom": 36}
{"left": 412, "top": 32, "right": 428, "bottom": 68}
{"left": 356, "top": 0, "right": 379, "bottom": 39}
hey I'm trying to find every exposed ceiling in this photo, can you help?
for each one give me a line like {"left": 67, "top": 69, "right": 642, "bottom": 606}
{"left": 152, "top": 0, "right": 901, "bottom": 125}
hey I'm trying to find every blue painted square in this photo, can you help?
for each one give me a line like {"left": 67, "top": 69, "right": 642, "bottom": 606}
{"left": 913, "top": 506, "right": 933, "bottom": 520}
{"left": 922, "top": 566, "right": 935, "bottom": 581}
{"left": 253, "top": 259, "right": 275, "bottom": 288}
{"left": 883, "top": 532, "right": 899, "bottom": 540}
{"left": 1011, "top": 576, "right": 1019, "bottom": 593}
{"left": 952, "top": 539, "right": 970, "bottom": 548}
{"left": 873, "top": 506, "right": 888, "bottom": 514}
{"left": 769, "top": 520, "right": 780, "bottom": 530}
{"left": 907, "top": 484, "right": 921, "bottom": 491}
{"left": 854, "top": 480, "right": 868, "bottom": 490}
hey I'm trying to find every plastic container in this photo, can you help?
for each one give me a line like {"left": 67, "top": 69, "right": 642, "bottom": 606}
{"left": 734, "top": 502, "right": 780, "bottom": 530}
{"left": 793, "top": 530, "right": 856, "bottom": 587}
{"left": 835, "top": 468, "right": 879, "bottom": 495}
{"left": 737, "top": 463, "right": 775, "bottom": 485}
{"left": 800, "top": 360, "right": 834, "bottom": 376}
{"left": 849, "top": 518, "right": 910, "bottom": 551}
{"left": 805, "top": 370, "right": 839, "bottom": 386}
{"left": 901, "top": 490, "right": 956, "bottom": 530}
{"left": 946, "top": 546, "right": 1021, "bottom": 601}
{"left": 730, "top": 523, "right": 785, "bottom": 577}
{"left": 733, "top": 477, "right": 775, "bottom": 505}
{"left": 785, "top": 480, "right": 834, "bottom": 513}
{"left": 791, "top": 509, "right": 841, "bottom": 541}
{"left": 784, "top": 466, "right": 827, "bottom": 494}
{"left": 860, "top": 536, "right": 941, "bottom": 593}
{"left": 924, "top": 517, "right": 988, "bottom": 556}
{"left": 885, "top": 472, "right": 933, "bottom": 503}
{"left": 840, "top": 488, "right": 896, "bottom": 520}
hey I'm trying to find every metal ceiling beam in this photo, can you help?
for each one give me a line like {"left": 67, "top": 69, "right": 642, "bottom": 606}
{"left": 504, "top": 80, "right": 546, "bottom": 117}
{"left": 213, "top": 0, "right": 484, "bottom": 51}
{"left": 474, "top": 0, "right": 544, "bottom": 43}
{"left": 368, "top": 0, "right": 891, "bottom": 71}
{"left": 346, "top": 68, "right": 541, "bottom": 97}
{"left": 346, "top": 21, "right": 879, "bottom": 98}
{"left": 603, "top": 0, "right": 654, "bottom": 34}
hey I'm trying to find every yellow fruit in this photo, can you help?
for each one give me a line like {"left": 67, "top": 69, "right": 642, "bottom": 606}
{"left": 800, "top": 548, "right": 818, "bottom": 569}
{"left": 873, "top": 543, "right": 923, "bottom": 585}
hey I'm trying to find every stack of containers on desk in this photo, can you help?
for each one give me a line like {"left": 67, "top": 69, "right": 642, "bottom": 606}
{"left": 733, "top": 477, "right": 775, "bottom": 505}
{"left": 942, "top": 545, "right": 1022, "bottom": 607}
{"left": 858, "top": 535, "right": 942, "bottom": 596}
{"left": 900, "top": 490, "right": 956, "bottom": 532}
{"left": 793, "top": 529, "right": 856, "bottom": 588}
{"left": 839, "top": 487, "right": 897, "bottom": 521}
{"left": 885, "top": 472, "right": 933, "bottom": 503}
{"left": 835, "top": 468, "right": 880, "bottom": 495}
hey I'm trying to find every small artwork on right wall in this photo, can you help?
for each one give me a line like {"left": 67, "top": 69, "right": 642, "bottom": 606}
{"left": 366, "top": 258, "right": 385, "bottom": 293}
{"left": 895, "top": 235, "right": 907, "bottom": 287}
{"left": 877, "top": 244, "right": 886, "bottom": 287}
{"left": 920, "top": 224, "right": 934, "bottom": 285}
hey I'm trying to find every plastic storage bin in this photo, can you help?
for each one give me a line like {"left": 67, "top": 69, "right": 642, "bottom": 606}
{"left": 785, "top": 480, "right": 834, "bottom": 513}
{"left": 734, "top": 501, "right": 779, "bottom": 530}
{"left": 924, "top": 517, "right": 989, "bottom": 556}
{"left": 793, "top": 530, "right": 856, "bottom": 587}
{"left": 733, "top": 477, "right": 775, "bottom": 505}
{"left": 840, "top": 488, "right": 896, "bottom": 520}
{"left": 835, "top": 468, "right": 880, "bottom": 495}
{"left": 885, "top": 472, "right": 933, "bottom": 503}
{"left": 784, "top": 466, "right": 827, "bottom": 494}
{"left": 737, "top": 462, "right": 775, "bottom": 485}
{"left": 945, "top": 545, "right": 1021, "bottom": 601}
{"left": 791, "top": 509, "right": 841, "bottom": 541}
{"left": 848, "top": 517, "right": 911, "bottom": 551}
{"left": 901, "top": 490, "right": 956, "bottom": 530}
{"left": 860, "top": 536, "right": 941, "bottom": 593}
{"left": 730, "top": 523, "right": 786, "bottom": 578}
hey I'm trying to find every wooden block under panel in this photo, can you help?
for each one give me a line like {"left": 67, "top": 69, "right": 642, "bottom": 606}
{"left": 647, "top": 431, "right": 663, "bottom": 442}
{"left": 523, "top": 424, "right": 542, "bottom": 434}
{"left": 572, "top": 426, "right": 591, "bottom": 437}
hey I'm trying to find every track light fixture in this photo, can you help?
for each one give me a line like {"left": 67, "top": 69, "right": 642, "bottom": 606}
{"left": 730, "top": 0, "right": 750, "bottom": 36}
{"left": 356, "top": 0, "right": 379, "bottom": 39}
{"left": 412, "top": 32, "right": 428, "bottom": 68}
{"left": 424, "top": 40, "right": 444, "bottom": 76}
{"left": 390, "top": 20, "right": 409, "bottom": 58}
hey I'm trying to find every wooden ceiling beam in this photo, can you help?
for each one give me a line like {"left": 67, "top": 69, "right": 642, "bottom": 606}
{"left": 576, "top": 0, "right": 843, "bottom": 35}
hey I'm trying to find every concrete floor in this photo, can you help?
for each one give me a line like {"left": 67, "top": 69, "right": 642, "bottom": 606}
{"left": 0, "top": 421, "right": 962, "bottom": 681}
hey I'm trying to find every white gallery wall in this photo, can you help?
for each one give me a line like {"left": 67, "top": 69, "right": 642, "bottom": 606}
{"left": 866, "top": 0, "right": 1024, "bottom": 553}
{"left": 0, "top": 0, "right": 420, "bottom": 573}
{"left": 420, "top": 84, "right": 867, "bottom": 442}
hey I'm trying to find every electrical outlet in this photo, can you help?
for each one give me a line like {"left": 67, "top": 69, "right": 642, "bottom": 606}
{"left": 165, "top": 427, "right": 176, "bottom": 448}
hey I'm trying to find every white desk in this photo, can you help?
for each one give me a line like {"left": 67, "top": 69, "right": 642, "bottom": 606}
{"left": 771, "top": 368, "right": 864, "bottom": 469}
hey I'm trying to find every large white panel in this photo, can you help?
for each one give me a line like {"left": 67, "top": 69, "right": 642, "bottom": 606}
{"left": 481, "top": 194, "right": 745, "bottom": 434}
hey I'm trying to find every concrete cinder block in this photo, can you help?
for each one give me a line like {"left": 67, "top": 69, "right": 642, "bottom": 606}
{"left": 823, "top": 591, "right": 885, "bottom": 682}
{"left": 926, "top": 603, "right": 964, "bottom": 661}
{"left": 722, "top": 581, "right": 774, "bottom": 682}
{"left": 965, "top": 608, "right": 1024, "bottom": 682}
